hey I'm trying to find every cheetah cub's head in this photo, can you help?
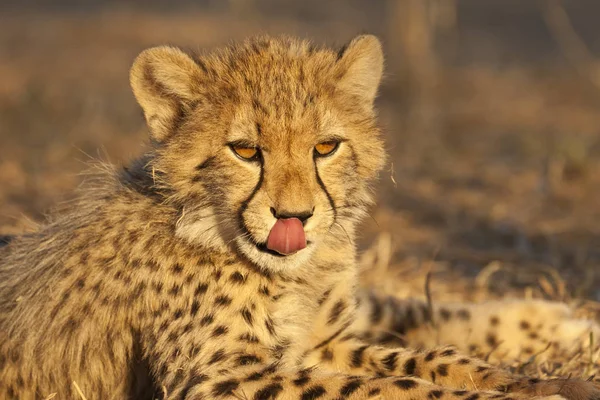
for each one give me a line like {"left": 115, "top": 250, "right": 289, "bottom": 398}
{"left": 130, "top": 35, "right": 385, "bottom": 271}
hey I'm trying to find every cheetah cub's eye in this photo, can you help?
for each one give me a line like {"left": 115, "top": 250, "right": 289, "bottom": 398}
{"left": 314, "top": 141, "right": 340, "bottom": 157}
{"left": 231, "top": 144, "right": 260, "bottom": 161}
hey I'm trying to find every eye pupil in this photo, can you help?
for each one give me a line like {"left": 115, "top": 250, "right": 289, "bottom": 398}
{"left": 315, "top": 141, "right": 339, "bottom": 156}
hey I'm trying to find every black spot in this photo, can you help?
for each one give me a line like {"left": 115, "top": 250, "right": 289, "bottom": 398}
{"left": 230, "top": 271, "right": 246, "bottom": 284}
{"left": 436, "top": 364, "right": 449, "bottom": 376}
{"left": 430, "top": 371, "right": 436, "bottom": 382}
{"left": 190, "top": 300, "right": 200, "bottom": 317}
{"left": 239, "top": 333, "right": 260, "bottom": 343}
{"left": 195, "top": 283, "right": 209, "bottom": 296}
{"left": 340, "top": 379, "right": 363, "bottom": 396}
{"left": 213, "top": 270, "right": 223, "bottom": 281}
{"left": 265, "top": 317, "right": 276, "bottom": 336}
{"left": 394, "top": 379, "right": 417, "bottom": 390}
{"left": 76, "top": 278, "right": 86, "bottom": 290}
{"left": 439, "top": 308, "right": 452, "bottom": 321}
{"left": 458, "top": 358, "right": 470, "bottom": 364}
{"left": 457, "top": 309, "right": 471, "bottom": 320}
{"left": 212, "top": 379, "right": 239, "bottom": 396}
{"left": 440, "top": 349, "right": 456, "bottom": 357}
{"left": 486, "top": 333, "right": 498, "bottom": 347}
{"left": 351, "top": 345, "right": 369, "bottom": 367}
{"left": 317, "top": 289, "right": 332, "bottom": 305}
{"left": 381, "top": 351, "right": 399, "bottom": 371}
{"left": 369, "top": 294, "right": 384, "bottom": 324}
{"left": 293, "top": 373, "right": 310, "bottom": 387}
{"left": 429, "top": 390, "right": 444, "bottom": 399}
{"left": 246, "top": 371, "right": 265, "bottom": 381}
{"left": 208, "top": 349, "right": 227, "bottom": 365}
{"left": 490, "top": 316, "right": 500, "bottom": 326}
{"left": 254, "top": 383, "right": 283, "bottom": 400}
{"left": 211, "top": 325, "right": 228, "bottom": 337}
{"left": 152, "top": 281, "right": 163, "bottom": 295}
{"left": 321, "top": 348, "right": 333, "bottom": 361}
{"left": 200, "top": 314, "right": 214, "bottom": 326}
{"left": 519, "top": 320, "right": 531, "bottom": 330}
{"left": 368, "top": 388, "right": 381, "bottom": 397}
{"left": 168, "top": 331, "right": 178, "bottom": 342}
{"left": 171, "top": 263, "right": 184, "bottom": 274}
{"left": 182, "top": 322, "right": 194, "bottom": 334}
{"left": 453, "top": 390, "right": 468, "bottom": 396}
{"left": 60, "top": 318, "right": 79, "bottom": 335}
{"left": 403, "top": 357, "right": 417, "bottom": 375}
{"left": 404, "top": 306, "right": 416, "bottom": 330}
{"left": 301, "top": 385, "right": 326, "bottom": 400}
{"left": 174, "top": 309, "right": 184, "bottom": 319}
{"left": 241, "top": 307, "right": 254, "bottom": 325}
{"left": 214, "top": 295, "right": 232, "bottom": 306}
{"left": 475, "top": 366, "right": 489, "bottom": 372}
{"left": 528, "top": 332, "right": 539, "bottom": 340}
{"left": 327, "top": 299, "right": 346, "bottom": 325}
{"left": 259, "top": 285, "right": 271, "bottom": 296}
{"left": 169, "top": 284, "right": 182, "bottom": 297}
{"left": 237, "top": 354, "right": 262, "bottom": 366}
{"left": 465, "top": 394, "right": 479, "bottom": 400}
{"left": 424, "top": 350, "right": 437, "bottom": 361}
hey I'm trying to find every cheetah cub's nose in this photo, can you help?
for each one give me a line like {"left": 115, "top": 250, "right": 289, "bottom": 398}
{"left": 266, "top": 218, "right": 307, "bottom": 255}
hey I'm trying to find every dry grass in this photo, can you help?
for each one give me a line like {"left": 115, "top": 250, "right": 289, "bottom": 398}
{"left": 0, "top": 1, "right": 599, "bottom": 384}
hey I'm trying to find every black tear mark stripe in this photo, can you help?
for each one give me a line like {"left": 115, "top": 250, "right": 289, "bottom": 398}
{"left": 238, "top": 153, "right": 264, "bottom": 222}
{"left": 313, "top": 154, "right": 336, "bottom": 220}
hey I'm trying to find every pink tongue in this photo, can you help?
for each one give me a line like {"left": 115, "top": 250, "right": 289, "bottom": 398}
{"left": 266, "top": 218, "right": 307, "bottom": 255}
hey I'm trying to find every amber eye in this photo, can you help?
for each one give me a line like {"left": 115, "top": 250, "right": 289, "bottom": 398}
{"left": 314, "top": 141, "right": 339, "bottom": 157}
{"left": 231, "top": 145, "right": 259, "bottom": 161}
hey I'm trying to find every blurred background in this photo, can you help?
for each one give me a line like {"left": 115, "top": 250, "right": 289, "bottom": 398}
{"left": 1, "top": 0, "right": 600, "bottom": 304}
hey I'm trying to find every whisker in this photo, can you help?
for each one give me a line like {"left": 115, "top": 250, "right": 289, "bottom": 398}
{"left": 331, "top": 222, "right": 352, "bottom": 245}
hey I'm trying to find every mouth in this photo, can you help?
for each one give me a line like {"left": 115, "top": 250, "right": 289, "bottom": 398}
{"left": 255, "top": 240, "right": 312, "bottom": 257}
{"left": 239, "top": 217, "right": 309, "bottom": 258}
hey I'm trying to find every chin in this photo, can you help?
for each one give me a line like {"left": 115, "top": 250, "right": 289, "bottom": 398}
{"left": 235, "top": 237, "right": 317, "bottom": 273}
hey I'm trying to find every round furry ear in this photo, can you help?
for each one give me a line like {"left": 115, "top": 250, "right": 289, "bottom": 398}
{"left": 130, "top": 46, "right": 203, "bottom": 142}
{"left": 336, "top": 35, "right": 384, "bottom": 105}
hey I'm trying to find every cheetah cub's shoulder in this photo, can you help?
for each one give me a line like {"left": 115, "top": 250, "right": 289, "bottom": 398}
{"left": 0, "top": 35, "right": 598, "bottom": 400}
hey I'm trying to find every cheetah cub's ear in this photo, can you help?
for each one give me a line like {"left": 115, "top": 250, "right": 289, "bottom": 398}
{"left": 130, "top": 46, "right": 202, "bottom": 142}
{"left": 336, "top": 35, "right": 384, "bottom": 106}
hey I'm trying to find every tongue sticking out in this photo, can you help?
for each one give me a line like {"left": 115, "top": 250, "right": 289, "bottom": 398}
{"left": 266, "top": 218, "right": 306, "bottom": 255}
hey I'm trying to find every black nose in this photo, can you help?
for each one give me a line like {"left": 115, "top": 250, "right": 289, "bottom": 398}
{"left": 270, "top": 207, "right": 314, "bottom": 224}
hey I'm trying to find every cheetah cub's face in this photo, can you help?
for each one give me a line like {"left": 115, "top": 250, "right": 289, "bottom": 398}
{"left": 130, "top": 35, "right": 385, "bottom": 271}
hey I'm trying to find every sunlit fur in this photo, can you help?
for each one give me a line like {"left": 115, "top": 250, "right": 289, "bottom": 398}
{"left": 130, "top": 36, "right": 385, "bottom": 272}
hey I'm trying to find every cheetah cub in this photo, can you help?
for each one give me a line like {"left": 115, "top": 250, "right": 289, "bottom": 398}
{"left": 1, "top": 35, "right": 599, "bottom": 400}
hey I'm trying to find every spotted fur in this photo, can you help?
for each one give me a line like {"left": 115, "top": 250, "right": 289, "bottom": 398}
{"left": 1, "top": 35, "right": 599, "bottom": 400}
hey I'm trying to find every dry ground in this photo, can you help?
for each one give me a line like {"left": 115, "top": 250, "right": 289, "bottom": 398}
{"left": 0, "top": 4, "right": 599, "bottom": 384}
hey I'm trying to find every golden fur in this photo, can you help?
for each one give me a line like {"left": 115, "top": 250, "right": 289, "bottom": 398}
{"left": 0, "top": 35, "right": 598, "bottom": 400}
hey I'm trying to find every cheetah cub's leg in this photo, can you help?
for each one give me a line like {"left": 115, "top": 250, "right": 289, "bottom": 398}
{"left": 353, "top": 291, "right": 599, "bottom": 363}
{"left": 332, "top": 291, "right": 600, "bottom": 400}
{"left": 303, "top": 330, "right": 600, "bottom": 400}
{"left": 180, "top": 364, "right": 552, "bottom": 400}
